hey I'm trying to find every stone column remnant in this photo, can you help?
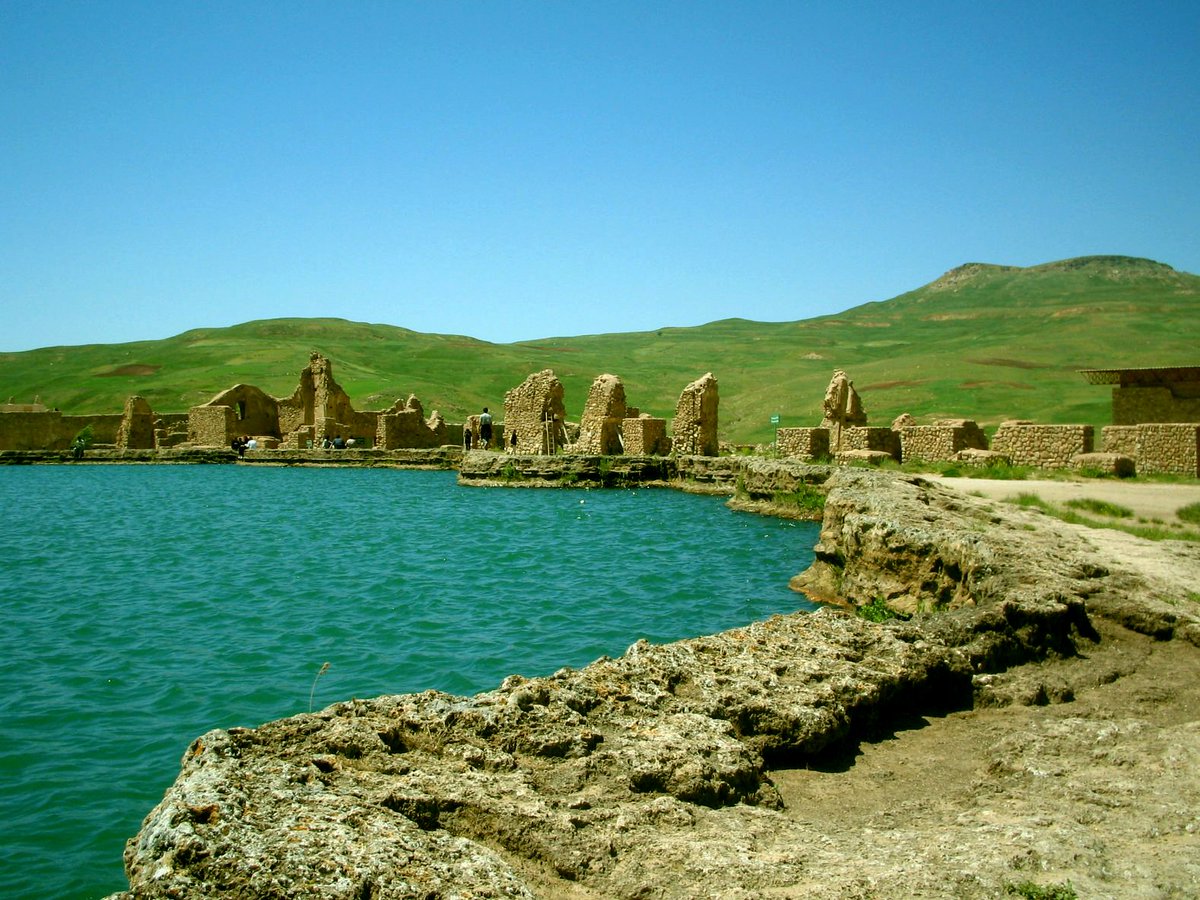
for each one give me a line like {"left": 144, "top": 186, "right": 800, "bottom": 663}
{"left": 820, "top": 369, "right": 867, "bottom": 452}
{"left": 573, "top": 374, "right": 628, "bottom": 455}
{"left": 672, "top": 372, "right": 719, "bottom": 456}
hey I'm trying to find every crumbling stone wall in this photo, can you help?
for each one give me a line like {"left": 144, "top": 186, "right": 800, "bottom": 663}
{"left": 777, "top": 427, "right": 830, "bottom": 461}
{"left": 622, "top": 416, "right": 669, "bottom": 455}
{"left": 198, "top": 384, "right": 281, "bottom": 444}
{"left": 991, "top": 422, "right": 1094, "bottom": 468}
{"left": 573, "top": 374, "right": 627, "bottom": 455}
{"left": 504, "top": 370, "right": 567, "bottom": 454}
{"left": 898, "top": 420, "right": 988, "bottom": 463}
{"left": 672, "top": 372, "right": 719, "bottom": 456}
{"left": 115, "top": 396, "right": 158, "bottom": 450}
{"left": 375, "top": 395, "right": 444, "bottom": 450}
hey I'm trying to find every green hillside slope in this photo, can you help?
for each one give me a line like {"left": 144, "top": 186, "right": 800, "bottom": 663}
{"left": 2, "top": 256, "right": 1196, "bottom": 444}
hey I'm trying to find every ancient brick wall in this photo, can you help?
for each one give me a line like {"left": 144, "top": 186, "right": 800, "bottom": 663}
{"left": 573, "top": 374, "right": 627, "bottom": 455}
{"left": 776, "top": 427, "right": 830, "bottom": 461}
{"left": 504, "top": 370, "right": 566, "bottom": 454}
{"left": 990, "top": 423, "right": 1094, "bottom": 468}
{"left": 622, "top": 417, "right": 669, "bottom": 455}
{"left": 188, "top": 405, "right": 236, "bottom": 448}
{"left": 672, "top": 373, "right": 718, "bottom": 456}
{"left": 842, "top": 427, "right": 900, "bottom": 459}
{"left": 899, "top": 421, "right": 987, "bottom": 463}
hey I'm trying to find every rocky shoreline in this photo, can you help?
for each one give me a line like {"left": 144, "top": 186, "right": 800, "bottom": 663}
{"left": 103, "top": 468, "right": 1200, "bottom": 898}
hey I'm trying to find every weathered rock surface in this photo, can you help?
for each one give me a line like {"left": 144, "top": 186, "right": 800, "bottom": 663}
{"left": 108, "top": 469, "right": 1200, "bottom": 899}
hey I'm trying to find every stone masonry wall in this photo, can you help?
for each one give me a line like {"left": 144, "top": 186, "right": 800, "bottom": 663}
{"left": 899, "top": 420, "right": 988, "bottom": 463}
{"left": 622, "top": 416, "right": 669, "bottom": 455}
{"left": 188, "top": 406, "right": 236, "bottom": 448}
{"left": 1101, "top": 426, "right": 1139, "bottom": 457}
{"left": 777, "top": 427, "right": 830, "bottom": 461}
{"left": 504, "top": 369, "right": 567, "bottom": 455}
{"left": 0, "top": 411, "right": 122, "bottom": 451}
{"left": 1112, "top": 385, "right": 1200, "bottom": 426}
{"left": 842, "top": 426, "right": 900, "bottom": 459}
{"left": 115, "top": 396, "right": 157, "bottom": 450}
{"left": 672, "top": 372, "right": 719, "bottom": 456}
{"left": 991, "top": 422, "right": 1094, "bottom": 468}
{"left": 1132, "top": 424, "right": 1200, "bottom": 476}
{"left": 573, "top": 374, "right": 627, "bottom": 455}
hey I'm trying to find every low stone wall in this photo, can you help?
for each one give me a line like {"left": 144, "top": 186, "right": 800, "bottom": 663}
{"left": 841, "top": 426, "right": 900, "bottom": 459}
{"left": 1101, "top": 425, "right": 1139, "bottom": 457}
{"left": 1135, "top": 424, "right": 1200, "bottom": 476}
{"left": 898, "top": 421, "right": 987, "bottom": 463}
{"left": 990, "top": 422, "right": 1094, "bottom": 468}
{"left": 776, "top": 427, "right": 829, "bottom": 461}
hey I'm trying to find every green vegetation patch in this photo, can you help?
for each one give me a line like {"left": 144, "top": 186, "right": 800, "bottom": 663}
{"left": 1006, "top": 881, "right": 1078, "bottom": 900}
{"left": 1008, "top": 493, "right": 1200, "bottom": 542}
{"left": 856, "top": 597, "right": 910, "bottom": 623}
{"left": 1062, "top": 497, "right": 1133, "bottom": 518}
{"left": 1178, "top": 501, "right": 1200, "bottom": 525}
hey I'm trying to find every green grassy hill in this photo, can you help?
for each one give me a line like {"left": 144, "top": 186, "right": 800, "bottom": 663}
{"left": 2, "top": 255, "right": 1196, "bottom": 444}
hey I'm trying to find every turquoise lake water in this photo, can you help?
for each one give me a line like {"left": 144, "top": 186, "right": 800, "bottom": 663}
{"left": 0, "top": 465, "right": 818, "bottom": 899}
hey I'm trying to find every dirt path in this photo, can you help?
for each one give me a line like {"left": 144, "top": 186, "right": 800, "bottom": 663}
{"left": 925, "top": 475, "right": 1200, "bottom": 528}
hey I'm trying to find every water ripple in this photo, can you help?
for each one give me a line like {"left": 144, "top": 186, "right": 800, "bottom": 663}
{"left": 0, "top": 466, "right": 817, "bottom": 899}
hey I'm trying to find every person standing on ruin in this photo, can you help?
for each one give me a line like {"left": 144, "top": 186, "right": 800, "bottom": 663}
{"left": 479, "top": 407, "right": 493, "bottom": 449}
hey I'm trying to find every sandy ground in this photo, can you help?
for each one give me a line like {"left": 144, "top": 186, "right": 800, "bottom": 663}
{"left": 765, "top": 477, "right": 1200, "bottom": 898}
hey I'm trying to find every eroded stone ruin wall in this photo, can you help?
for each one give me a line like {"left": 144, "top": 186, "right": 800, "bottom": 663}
{"left": 504, "top": 369, "right": 567, "bottom": 454}
{"left": 820, "top": 369, "right": 867, "bottom": 452}
{"left": 115, "top": 396, "right": 157, "bottom": 450}
{"left": 991, "top": 422, "right": 1094, "bottom": 468}
{"left": 572, "top": 374, "right": 627, "bottom": 455}
{"left": 672, "top": 372, "right": 718, "bottom": 456}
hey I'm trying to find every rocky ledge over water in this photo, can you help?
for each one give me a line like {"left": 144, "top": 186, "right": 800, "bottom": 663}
{"left": 108, "top": 470, "right": 1200, "bottom": 899}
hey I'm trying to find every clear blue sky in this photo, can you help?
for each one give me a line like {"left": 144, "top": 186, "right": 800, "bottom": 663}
{"left": 2, "top": 1, "right": 1197, "bottom": 352}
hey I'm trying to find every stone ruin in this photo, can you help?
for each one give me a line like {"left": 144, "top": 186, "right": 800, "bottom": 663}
{"left": 820, "top": 369, "right": 866, "bottom": 452}
{"left": 571, "top": 374, "right": 627, "bottom": 455}
{"left": 672, "top": 372, "right": 719, "bottom": 456}
{"left": 774, "top": 366, "right": 1200, "bottom": 477}
{"left": 503, "top": 369, "right": 568, "bottom": 454}
{"left": 565, "top": 373, "right": 673, "bottom": 457}
{"left": 188, "top": 352, "right": 446, "bottom": 450}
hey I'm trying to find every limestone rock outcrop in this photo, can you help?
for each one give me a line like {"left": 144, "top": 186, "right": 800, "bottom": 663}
{"left": 106, "top": 470, "right": 1200, "bottom": 899}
